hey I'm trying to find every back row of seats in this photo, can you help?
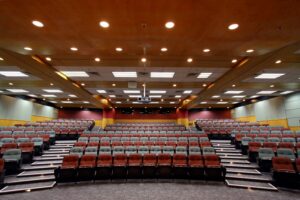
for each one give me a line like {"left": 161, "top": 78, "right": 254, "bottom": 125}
{"left": 55, "top": 154, "right": 225, "bottom": 182}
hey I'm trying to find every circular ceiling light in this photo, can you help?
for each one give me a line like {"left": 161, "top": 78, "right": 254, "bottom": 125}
{"left": 99, "top": 21, "right": 109, "bottom": 28}
{"left": 165, "top": 21, "right": 175, "bottom": 29}
{"left": 228, "top": 23, "right": 239, "bottom": 30}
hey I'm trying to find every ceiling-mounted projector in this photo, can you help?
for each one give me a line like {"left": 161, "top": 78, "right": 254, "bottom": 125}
{"left": 138, "top": 96, "right": 151, "bottom": 103}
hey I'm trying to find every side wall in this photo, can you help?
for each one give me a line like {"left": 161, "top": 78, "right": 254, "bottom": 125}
{"left": 231, "top": 92, "right": 300, "bottom": 130}
{"left": 188, "top": 109, "right": 232, "bottom": 126}
{"left": 57, "top": 109, "right": 103, "bottom": 127}
{"left": 0, "top": 95, "right": 58, "bottom": 126}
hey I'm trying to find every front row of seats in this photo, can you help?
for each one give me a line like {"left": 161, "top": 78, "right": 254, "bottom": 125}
{"left": 54, "top": 154, "right": 226, "bottom": 182}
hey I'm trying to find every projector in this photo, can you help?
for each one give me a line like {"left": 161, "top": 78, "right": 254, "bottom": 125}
{"left": 137, "top": 96, "right": 151, "bottom": 103}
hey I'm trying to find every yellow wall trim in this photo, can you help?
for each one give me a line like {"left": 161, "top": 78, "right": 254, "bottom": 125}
{"left": 31, "top": 115, "right": 54, "bottom": 122}
{"left": 257, "top": 118, "right": 289, "bottom": 128}
{"left": 115, "top": 119, "right": 176, "bottom": 123}
{"left": 235, "top": 116, "right": 256, "bottom": 122}
{"left": 289, "top": 126, "right": 300, "bottom": 131}
{"left": 0, "top": 119, "right": 28, "bottom": 126}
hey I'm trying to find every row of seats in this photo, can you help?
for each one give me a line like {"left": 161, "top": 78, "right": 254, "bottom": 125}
{"left": 0, "top": 149, "right": 22, "bottom": 173}
{"left": 55, "top": 154, "right": 225, "bottom": 181}
{"left": 0, "top": 159, "right": 4, "bottom": 186}
{"left": 69, "top": 145, "right": 216, "bottom": 157}
{"left": 0, "top": 137, "right": 47, "bottom": 154}
{"left": 84, "top": 131, "right": 199, "bottom": 135}
{"left": 272, "top": 157, "right": 300, "bottom": 186}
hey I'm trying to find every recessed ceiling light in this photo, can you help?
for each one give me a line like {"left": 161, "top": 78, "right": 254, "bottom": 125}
{"left": 232, "top": 95, "right": 246, "bottom": 98}
{"left": 150, "top": 102, "right": 159, "bottom": 104}
{"left": 70, "top": 47, "right": 78, "bottom": 51}
{"left": 112, "top": 83, "right": 116, "bottom": 87}
{"left": 0, "top": 57, "right": 3, "bottom": 61}
{"left": 280, "top": 91, "right": 293, "bottom": 95}
{"left": 257, "top": 90, "right": 277, "bottom": 94}
{"left": 112, "top": 71, "right": 137, "bottom": 78}
{"left": 141, "top": 57, "right": 147, "bottom": 63}
{"left": 228, "top": 23, "right": 239, "bottom": 30}
{"left": 50, "top": 101, "right": 57, "bottom": 103}
{"left": 187, "top": 58, "right": 193, "bottom": 63}
{"left": 202, "top": 83, "right": 207, "bottom": 87}
{"left": 173, "top": 83, "right": 177, "bottom": 87}
{"left": 175, "top": 95, "right": 181, "bottom": 98}
{"left": 50, "top": 83, "right": 54, "bottom": 86}
{"left": 109, "top": 95, "right": 116, "bottom": 98}
{"left": 200, "top": 102, "right": 207, "bottom": 104}
{"left": 161, "top": 99, "right": 164, "bottom": 102}
{"left": 42, "top": 94, "right": 57, "bottom": 97}
{"left": 197, "top": 72, "right": 212, "bottom": 79}
{"left": 232, "top": 102, "right": 239, "bottom": 104}
{"left": 81, "top": 83, "right": 85, "bottom": 86}
{"left": 61, "top": 101, "right": 73, "bottom": 104}
{"left": 43, "top": 89, "right": 63, "bottom": 93}
{"left": 150, "top": 72, "right": 175, "bottom": 78}
{"left": 212, "top": 95, "right": 220, "bottom": 98}
{"left": 165, "top": 21, "right": 175, "bottom": 29}
{"left": 116, "top": 101, "right": 122, "bottom": 104}
{"left": 170, "top": 102, "right": 176, "bottom": 104}
{"left": 250, "top": 95, "right": 258, "bottom": 98}
{"left": 203, "top": 49, "right": 210, "bottom": 53}
{"left": 7, "top": 89, "right": 28, "bottom": 93}
{"left": 149, "top": 95, "right": 162, "bottom": 98}
{"left": 128, "top": 94, "right": 142, "bottom": 98}
{"left": 61, "top": 71, "right": 89, "bottom": 77}
{"left": 161, "top": 47, "right": 168, "bottom": 52}
{"left": 32, "top": 20, "right": 44, "bottom": 27}
{"left": 0, "top": 71, "right": 28, "bottom": 77}
{"left": 255, "top": 73, "right": 285, "bottom": 79}
{"left": 217, "top": 101, "right": 228, "bottom": 104}
{"left": 24, "top": 47, "right": 32, "bottom": 51}
{"left": 132, "top": 102, "right": 141, "bottom": 104}
{"left": 183, "top": 90, "right": 192, "bottom": 94}
{"left": 115, "top": 47, "right": 123, "bottom": 52}
{"left": 97, "top": 90, "right": 106, "bottom": 94}
{"left": 150, "top": 90, "right": 166, "bottom": 94}
{"left": 246, "top": 49, "right": 254, "bottom": 53}
{"left": 275, "top": 60, "right": 282, "bottom": 64}
{"left": 232, "top": 84, "right": 236, "bottom": 87}
{"left": 231, "top": 59, "right": 237, "bottom": 63}
{"left": 225, "top": 90, "right": 244, "bottom": 94}
{"left": 43, "top": 98, "right": 46, "bottom": 101}
{"left": 68, "top": 94, "right": 77, "bottom": 98}
{"left": 83, "top": 101, "right": 89, "bottom": 104}
{"left": 9, "top": 82, "right": 13, "bottom": 86}
{"left": 95, "top": 57, "right": 100, "bottom": 62}
{"left": 99, "top": 21, "right": 110, "bottom": 28}
{"left": 123, "top": 90, "right": 140, "bottom": 94}
{"left": 45, "top": 57, "right": 51, "bottom": 61}
{"left": 270, "top": 84, "right": 274, "bottom": 88}
{"left": 28, "top": 94, "right": 37, "bottom": 97}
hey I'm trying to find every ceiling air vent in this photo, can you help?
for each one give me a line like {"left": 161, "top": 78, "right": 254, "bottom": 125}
{"left": 107, "top": 90, "right": 115, "bottom": 93}
{"left": 138, "top": 72, "right": 149, "bottom": 77}
{"left": 88, "top": 72, "right": 100, "bottom": 76}
{"left": 175, "top": 90, "right": 183, "bottom": 93}
{"left": 186, "top": 73, "right": 197, "bottom": 77}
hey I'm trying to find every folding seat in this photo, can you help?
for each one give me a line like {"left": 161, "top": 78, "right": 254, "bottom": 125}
{"left": 78, "top": 137, "right": 89, "bottom": 144}
{"left": 140, "top": 137, "right": 148, "bottom": 143}
{"left": 95, "top": 154, "right": 113, "bottom": 179}
{"left": 267, "top": 137, "right": 280, "bottom": 145}
{"left": 100, "top": 141, "right": 110, "bottom": 147}
{"left": 31, "top": 137, "right": 44, "bottom": 155}
{"left": 158, "top": 137, "right": 168, "bottom": 143}
{"left": 172, "top": 154, "right": 188, "bottom": 178}
{"left": 138, "top": 146, "right": 149, "bottom": 156}
{"left": 130, "top": 137, "right": 139, "bottom": 143}
{"left": 122, "top": 141, "right": 132, "bottom": 146}
{"left": 16, "top": 137, "right": 30, "bottom": 145}
{"left": 87, "top": 142, "right": 99, "bottom": 148}
{"left": 189, "top": 146, "right": 201, "bottom": 155}
{"left": 204, "top": 155, "right": 225, "bottom": 180}
{"left": 277, "top": 148, "right": 296, "bottom": 161}
{"left": 248, "top": 142, "right": 261, "bottom": 161}
{"left": 281, "top": 137, "right": 296, "bottom": 145}
{"left": 278, "top": 142, "right": 295, "bottom": 152}
{"left": 189, "top": 141, "right": 199, "bottom": 147}
{"left": 162, "top": 146, "right": 174, "bottom": 156}
{"left": 202, "top": 147, "right": 215, "bottom": 155}
{"left": 258, "top": 148, "right": 275, "bottom": 171}
{"left": 168, "top": 137, "right": 177, "bottom": 142}
{"left": 125, "top": 146, "right": 137, "bottom": 156}
{"left": 200, "top": 141, "right": 212, "bottom": 149}
{"left": 0, "top": 158, "right": 4, "bottom": 185}
{"left": 155, "top": 141, "right": 165, "bottom": 147}
{"left": 89, "top": 137, "right": 100, "bottom": 143}
{"left": 150, "top": 146, "right": 161, "bottom": 155}
{"left": 175, "top": 146, "right": 187, "bottom": 155}
{"left": 150, "top": 137, "right": 158, "bottom": 142}
{"left": 113, "top": 146, "right": 124, "bottom": 156}
{"left": 2, "top": 149, "right": 22, "bottom": 173}
{"left": 272, "top": 157, "right": 297, "bottom": 186}
{"left": 74, "top": 142, "right": 86, "bottom": 149}
{"left": 100, "top": 137, "right": 110, "bottom": 143}
{"left": 127, "top": 153, "right": 142, "bottom": 178}
{"left": 120, "top": 137, "right": 129, "bottom": 143}
{"left": 188, "top": 137, "right": 198, "bottom": 143}
{"left": 0, "top": 143, "right": 17, "bottom": 154}
{"left": 263, "top": 142, "right": 277, "bottom": 153}
{"left": 113, "top": 154, "right": 128, "bottom": 178}
{"left": 178, "top": 137, "right": 188, "bottom": 143}
{"left": 0, "top": 137, "right": 14, "bottom": 148}
{"left": 111, "top": 141, "right": 122, "bottom": 147}
{"left": 157, "top": 153, "right": 172, "bottom": 178}
{"left": 253, "top": 137, "right": 266, "bottom": 145}
{"left": 18, "top": 142, "right": 34, "bottom": 163}
{"left": 188, "top": 154, "right": 205, "bottom": 179}
{"left": 69, "top": 147, "right": 84, "bottom": 158}
{"left": 296, "top": 158, "right": 300, "bottom": 174}
{"left": 85, "top": 146, "right": 98, "bottom": 155}
{"left": 76, "top": 154, "right": 97, "bottom": 180}
{"left": 241, "top": 137, "right": 252, "bottom": 154}
{"left": 55, "top": 155, "right": 79, "bottom": 182}
{"left": 166, "top": 141, "right": 177, "bottom": 148}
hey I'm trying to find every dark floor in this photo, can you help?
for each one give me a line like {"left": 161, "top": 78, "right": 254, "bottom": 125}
{"left": 1, "top": 181, "right": 300, "bottom": 200}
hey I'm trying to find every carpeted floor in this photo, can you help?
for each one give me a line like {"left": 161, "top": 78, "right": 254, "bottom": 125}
{"left": 2, "top": 181, "right": 300, "bottom": 200}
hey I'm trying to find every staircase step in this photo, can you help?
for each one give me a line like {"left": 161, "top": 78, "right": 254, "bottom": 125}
{"left": 43, "top": 150, "right": 70, "bottom": 154}
{"left": 219, "top": 155, "right": 248, "bottom": 160}
{"left": 226, "top": 168, "right": 261, "bottom": 175}
{"left": 225, "top": 179, "right": 277, "bottom": 191}
{"left": 50, "top": 146, "right": 73, "bottom": 150}
{"left": 214, "top": 147, "right": 236, "bottom": 150}
{"left": 216, "top": 153, "right": 243, "bottom": 156}
{"left": 213, "top": 143, "right": 235, "bottom": 147}
{"left": 55, "top": 140, "right": 76, "bottom": 144}
{"left": 4, "top": 175, "right": 55, "bottom": 185}
{"left": 42, "top": 154, "right": 68, "bottom": 157}
{"left": 221, "top": 159, "right": 250, "bottom": 164}
{"left": 34, "top": 156, "right": 63, "bottom": 161}
{"left": 22, "top": 164, "right": 59, "bottom": 171}
{"left": 226, "top": 173, "right": 272, "bottom": 182}
{"left": 216, "top": 149, "right": 241, "bottom": 153}
{"left": 17, "top": 170, "right": 54, "bottom": 177}
{"left": 222, "top": 163, "right": 258, "bottom": 169}
{"left": 31, "top": 160, "right": 62, "bottom": 166}
{"left": 210, "top": 140, "right": 231, "bottom": 143}
{"left": 0, "top": 181, "right": 56, "bottom": 194}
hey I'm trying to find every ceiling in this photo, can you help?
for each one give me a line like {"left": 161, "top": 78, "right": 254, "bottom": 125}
{"left": 0, "top": 0, "right": 300, "bottom": 109}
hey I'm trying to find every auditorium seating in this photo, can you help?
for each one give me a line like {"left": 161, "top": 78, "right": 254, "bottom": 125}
{"left": 55, "top": 155, "right": 79, "bottom": 182}
{"left": 2, "top": 149, "right": 22, "bottom": 173}
{"left": 272, "top": 157, "right": 297, "bottom": 186}
{"left": 0, "top": 158, "right": 5, "bottom": 186}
